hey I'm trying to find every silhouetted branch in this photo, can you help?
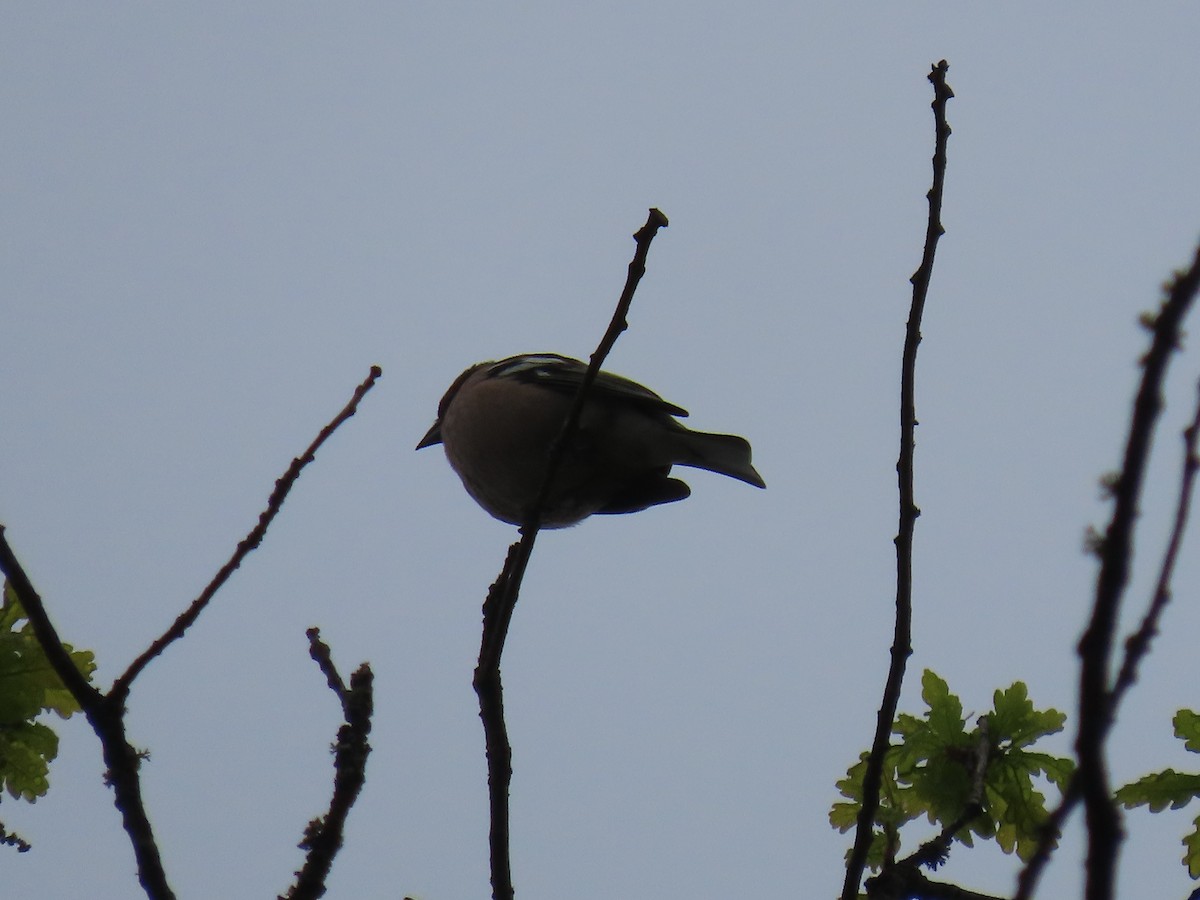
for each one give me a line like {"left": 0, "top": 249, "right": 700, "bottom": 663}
{"left": 0, "top": 528, "right": 175, "bottom": 900}
{"left": 472, "top": 209, "right": 669, "bottom": 900}
{"left": 1015, "top": 243, "right": 1200, "bottom": 900}
{"left": 866, "top": 865, "right": 1007, "bottom": 900}
{"left": 112, "top": 365, "right": 383, "bottom": 703}
{"left": 0, "top": 534, "right": 101, "bottom": 711}
{"left": 1073, "top": 244, "right": 1200, "bottom": 900}
{"left": 841, "top": 61, "right": 953, "bottom": 900}
{"left": 280, "top": 629, "right": 374, "bottom": 900}
{"left": 1111, "top": 375, "right": 1200, "bottom": 707}
{"left": 1013, "top": 773, "right": 1079, "bottom": 900}
{"left": 1, "top": 368, "right": 382, "bottom": 900}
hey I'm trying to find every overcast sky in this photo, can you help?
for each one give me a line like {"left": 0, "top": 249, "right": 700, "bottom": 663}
{"left": 4, "top": 4, "right": 1200, "bottom": 899}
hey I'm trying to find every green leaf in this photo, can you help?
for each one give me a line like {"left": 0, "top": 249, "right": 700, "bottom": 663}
{"left": 1116, "top": 769, "right": 1200, "bottom": 812}
{"left": 1017, "top": 751, "right": 1075, "bottom": 791}
{"left": 990, "top": 681, "right": 1067, "bottom": 749}
{"left": 0, "top": 722, "right": 58, "bottom": 801}
{"left": 1175, "top": 710, "right": 1200, "bottom": 753}
{"left": 985, "top": 753, "right": 1056, "bottom": 860}
{"left": 956, "top": 679, "right": 1073, "bottom": 860}
{"left": 0, "top": 581, "right": 96, "bottom": 804}
{"left": 832, "top": 669, "right": 1073, "bottom": 867}
{"left": 922, "top": 670, "right": 966, "bottom": 743}
{"left": 1185, "top": 814, "right": 1200, "bottom": 878}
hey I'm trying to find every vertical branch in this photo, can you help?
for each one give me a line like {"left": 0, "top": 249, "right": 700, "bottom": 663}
{"left": 471, "top": 209, "right": 669, "bottom": 900}
{"left": 840, "top": 61, "right": 953, "bottom": 900}
{"left": 280, "top": 629, "right": 374, "bottom": 900}
{"left": 473, "top": 544, "right": 525, "bottom": 900}
{"left": 1074, "top": 244, "right": 1200, "bottom": 900}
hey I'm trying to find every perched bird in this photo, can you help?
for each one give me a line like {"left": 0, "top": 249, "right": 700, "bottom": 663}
{"left": 416, "top": 353, "right": 764, "bottom": 527}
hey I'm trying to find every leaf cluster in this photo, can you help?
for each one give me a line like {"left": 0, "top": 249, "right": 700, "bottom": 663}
{"left": 1116, "top": 709, "right": 1200, "bottom": 878}
{"left": 831, "top": 670, "right": 1073, "bottom": 869}
{"left": 0, "top": 581, "right": 95, "bottom": 804}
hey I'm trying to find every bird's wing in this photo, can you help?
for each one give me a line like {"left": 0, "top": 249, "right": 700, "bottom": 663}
{"left": 488, "top": 353, "right": 689, "bottom": 417}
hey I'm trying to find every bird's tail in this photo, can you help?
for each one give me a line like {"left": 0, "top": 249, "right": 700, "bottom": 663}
{"left": 675, "top": 429, "right": 766, "bottom": 488}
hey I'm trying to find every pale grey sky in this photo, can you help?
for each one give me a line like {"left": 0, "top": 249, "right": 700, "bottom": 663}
{"left": 4, "top": 4, "right": 1200, "bottom": 898}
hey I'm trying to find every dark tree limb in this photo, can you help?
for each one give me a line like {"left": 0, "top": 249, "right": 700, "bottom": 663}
{"left": 840, "top": 61, "right": 953, "bottom": 900}
{"left": 1077, "top": 244, "right": 1200, "bottom": 900}
{"left": 1111, "top": 374, "right": 1200, "bottom": 707}
{"left": 0, "top": 367, "right": 382, "bottom": 900}
{"left": 866, "top": 865, "right": 1008, "bottom": 900}
{"left": 1015, "top": 242, "right": 1200, "bottom": 900}
{"left": 279, "top": 629, "right": 374, "bottom": 900}
{"left": 472, "top": 209, "right": 669, "bottom": 900}
{"left": 0, "top": 529, "right": 176, "bottom": 900}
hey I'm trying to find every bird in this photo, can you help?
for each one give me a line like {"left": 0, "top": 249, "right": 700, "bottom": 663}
{"left": 416, "top": 353, "right": 764, "bottom": 528}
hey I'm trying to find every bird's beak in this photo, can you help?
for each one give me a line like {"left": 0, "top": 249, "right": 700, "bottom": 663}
{"left": 415, "top": 421, "right": 443, "bottom": 450}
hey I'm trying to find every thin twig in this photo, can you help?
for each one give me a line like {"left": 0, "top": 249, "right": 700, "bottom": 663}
{"left": 280, "top": 630, "right": 373, "bottom": 900}
{"left": 840, "top": 61, "right": 953, "bottom": 900}
{"left": 307, "top": 626, "right": 349, "bottom": 707}
{"left": 1073, "top": 244, "right": 1200, "bottom": 900}
{"left": 1013, "top": 776, "right": 1079, "bottom": 900}
{"left": 1111, "top": 376, "right": 1200, "bottom": 707}
{"left": 472, "top": 209, "right": 669, "bottom": 900}
{"left": 112, "top": 366, "right": 382, "bottom": 703}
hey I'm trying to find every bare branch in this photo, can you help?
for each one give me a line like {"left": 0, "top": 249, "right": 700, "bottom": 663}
{"left": 1016, "top": 242, "right": 1200, "bottom": 900}
{"left": 112, "top": 366, "right": 382, "bottom": 702}
{"left": 866, "top": 865, "right": 1008, "bottom": 900}
{"left": 1073, "top": 244, "right": 1200, "bottom": 900}
{"left": 307, "top": 626, "right": 349, "bottom": 706}
{"left": 0, "top": 368, "right": 382, "bottom": 900}
{"left": 0, "top": 528, "right": 176, "bottom": 900}
{"left": 841, "top": 61, "right": 953, "bottom": 900}
{"left": 1111, "top": 376, "right": 1200, "bottom": 706}
{"left": 472, "top": 209, "right": 669, "bottom": 900}
{"left": 0, "top": 530, "right": 101, "bottom": 713}
{"left": 280, "top": 629, "right": 374, "bottom": 900}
